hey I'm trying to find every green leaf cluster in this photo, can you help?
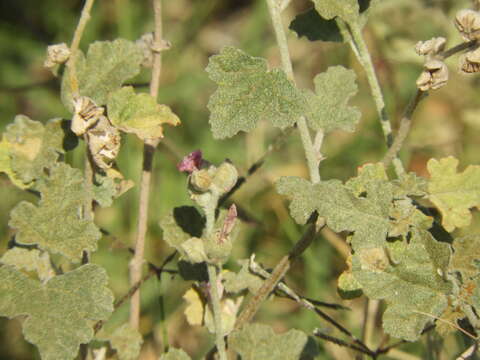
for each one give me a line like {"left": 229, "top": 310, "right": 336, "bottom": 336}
{"left": 206, "top": 47, "right": 360, "bottom": 139}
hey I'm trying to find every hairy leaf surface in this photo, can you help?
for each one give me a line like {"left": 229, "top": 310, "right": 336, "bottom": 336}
{"left": 9, "top": 163, "right": 101, "bottom": 262}
{"left": 352, "top": 230, "right": 452, "bottom": 341}
{"left": 223, "top": 259, "right": 263, "bottom": 295}
{"left": 229, "top": 323, "right": 318, "bottom": 360}
{"left": 277, "top": 176, "right": 392, "bottom": 249}
{"left": 108, "top": 86, "right": 180, "bottom": 140}
{"left": 312, "top": 0, "right": 360, "bottom": 23}
{"left": 206, "top": 47, "right": 304, "bottom": 138}
{"left": 0, "top": 264, "right": 113, "bottom": 360}
{"left": 303, "top": 66, "right": 360, "bottom": 132}
{"left": 427, "top": 157, "right": 480, "bottom": 232}
{"left": 61, "top": 39, "right": 143, "bottom": 111}
{"left": 0, "top": 116, "right": 65, "bottom": 187}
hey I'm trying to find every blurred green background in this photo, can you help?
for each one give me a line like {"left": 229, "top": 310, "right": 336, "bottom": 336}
{"left": 1, "top": 0, "right": 480, "bottom": 359}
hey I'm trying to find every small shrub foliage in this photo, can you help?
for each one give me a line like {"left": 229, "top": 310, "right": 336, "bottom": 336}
{"left": 1, "top": 0, "right": 480, "bottom": 359}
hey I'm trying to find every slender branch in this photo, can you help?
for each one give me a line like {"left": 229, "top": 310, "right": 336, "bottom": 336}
{"left": 382, "top": 39, "right": 478, "bottom": 168}
{"left": 68, "top": 0, "right": 96, "bottom": 97}
{"left": 95, "top": 251, "right": 177, "bottom": 334}
{"left": 313, "top": 329, "right": 376, "bottom": 357}
{"left": 265, "top": 0, "right": 321, "bottom": 184}
{"left": 129, "top": 0, "right": 165, "bottom": 330}
{"left": 234, "top": 216, "right": 323, "bottom": 330}
{"left": 349, "top": 25, "right": 393, "bottom": 148}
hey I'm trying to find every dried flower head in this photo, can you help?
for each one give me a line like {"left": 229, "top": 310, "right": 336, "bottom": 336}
{"left": 455, "top": 9, "right": 480, "bottom": 41}
{"left": 416, "top": 59, "right": 449, "bottom": 91}
{"left": 461, "top": 47, "right": 480, "bottom": 73}
{"left": 415, "top": 37, "right": 446, "bottom": 56}
{"left": 44, "top": 43, "right": 71, "bottom": 69}
{"left": 71, "top": 97, "right": 104, "bottom": 136}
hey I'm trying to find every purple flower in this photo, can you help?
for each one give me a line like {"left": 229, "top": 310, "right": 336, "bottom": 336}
{"left": 177, "top": 150, "right": 203, "bottom": 173}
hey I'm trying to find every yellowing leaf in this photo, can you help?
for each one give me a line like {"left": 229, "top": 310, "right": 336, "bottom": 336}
{"left": 0, "top": 248, "right": 55, "bottom": 282}
{"left": 229, "top": 323, "right": 318, "bottom": 360}
{"left": 61, "top": 39, "right": 144, "bottom": 111}
{"left": 206, "top": 47, "right": 304, "bottom": 138}
{"left": 9, "top": 163, "right": 101, "bottom": 263}
{"left": 0, "top": 264, "right": 113, "bottom": 360}
{"left": 100, "top": 323, "right": 143, "bottom": 360}
{"left": 303, "top": 66, "right": 361, "bottom": 132}
{"left": 353, "top": 230, "right": 452, "bottom": 341}
{"left": 450, "top": 235, "right": 480, "bottom": 279}
{"left": 183, "top": 287, "right": 205, "bottom": 326}
{"left": 427, "top": 157, "right": 480, "bottom": 232}
{"left": 107, "top": 86, "right": 180, "bottom": 140}
{"left": 0, "top": 116, "right": 65, "bottom": 188}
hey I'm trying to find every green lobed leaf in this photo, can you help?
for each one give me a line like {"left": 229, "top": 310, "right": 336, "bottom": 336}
{"left": 450, "top": 235, "right": 480, "bottom": 280}
{"left": 100, "top": 323, "right": 143, "bottom": 360}
{"left": 388, "top": 198, "right": 433, "bottom": 238}
{"left": 337, "top": 269, "right": 363, "bottom": 299}
{"left": 61, "top": 39, "right": 143, "bottom": 111}
{"left": 289, "top": 8, "right": 344, "bottom": 43}
{"left": 159, "top": 206, "right": 206, "bottom": 263}
{"left": 206, "top": 47, "right": 304, "bottom": 138}
{"left": 107, "top": 86, "right": 180, "bottom": 140}
{"left": 0, "top": 264, "right": 113, "bottom": 360}
{"left": 160, "top": 348, "right": 192, "bottom": 360}
{"left": 0, "top": 116, "right": 65, "bottom": 188}
{"left": 303, "top": 66, "right": 361, "bottom": 132}
{"left": 229, "top": 323, "right": 318, "bottom": 360}
{"left": 92, "top": 173, "right": 117, "bottom": 208}
{"left": 352, "top": 229, "right": 452, "bottom": 341}
{"left": 0, "top": 248, "right": 54, "bottom": 282}
{"left": 277, "top": 176, "right": 393, "bottom": 250}
{"left": 9, "top": 163, "right": 101, "bottom": 263}
{"left": 427, "top": 157, "right": 480, "bottom": 232}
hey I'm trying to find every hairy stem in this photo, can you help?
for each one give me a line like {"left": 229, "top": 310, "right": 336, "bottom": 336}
{"left": 203, "top": 192, "right": 227, "bottom": 360}
{"left": 68, "top": 0, "right": 96, "bottom": 97}
{"left": 349, "top": 25, "right": 393, "bottom": 149}
{"left": 266, "top": 0, "right": 321, "bottom": 184}
{"left": 129, "top": 0, "right": 164, "bottom": 330}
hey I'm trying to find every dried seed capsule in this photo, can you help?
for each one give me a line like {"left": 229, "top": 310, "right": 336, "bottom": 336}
{"left": 416, "top": 59, "right": 448, "bottom": 91}
{"left": 415, "top": 37, "right": 446, "bottom": 56}
{"left": 460, "top": 47, "right": 480, "bottom": 73}
{"left": 455, "top": 9, "right": 480, "bottom": 41}
{"left": 87, "top": 116, "right": 121, "bottom": 170}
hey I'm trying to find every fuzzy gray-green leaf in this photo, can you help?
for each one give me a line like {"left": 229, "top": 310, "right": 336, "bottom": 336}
{"left": 312, "top": 0, "right": 360, "bottom": 23}
{"left": 303, "top": 66, "right": 361, "bottom": 132}
{"left": 229, "top": 323, "right": 318, "bottom": 360}
{"left": 206, "top": 47, "right": 304, "bottom": 138}
{"left": 277, "top": 176, "right": 393, "bottom": 250}
{"left": 61, "top": 39, "right": 143, "bottom": 111}
{"left": 352, "top": 230, "right": 452, "bottom": 341}
{"left": 0, "top": 264, "right": 113, "bottom": 360}
{"left": 9, "top": 163, "right": 101, "bottom": 262}
{"left": 1, "top": 116, "right": 65, "bottom": 187}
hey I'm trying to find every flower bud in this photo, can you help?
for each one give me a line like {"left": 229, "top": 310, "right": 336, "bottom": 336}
{"left": 211, "top": 162, "right": 238, "bottom": 195}
{"left": 190, "top": 169, "right": 213, "bottom": 193}
{"left": 415, "top": 37, "right": 446, "bottom": 56}
{"left": 44, "top": 43, "right": 70, "bottom": 69}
